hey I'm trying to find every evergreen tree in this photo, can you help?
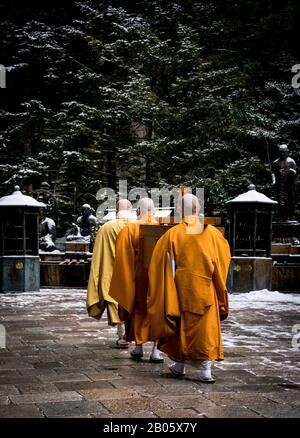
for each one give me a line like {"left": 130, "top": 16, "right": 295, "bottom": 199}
{"left": 1, "top": 1, "right": 299, "bottom": 233}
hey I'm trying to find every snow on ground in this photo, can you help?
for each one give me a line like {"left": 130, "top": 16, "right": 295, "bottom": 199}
{"left": 230, "top": 289, "right": 300, "bottom": 310}
{"left": 221, "top": 290, "right": 300, "bottom": 358}
{"left": 0, "top": 288, "right": 298, "bottom": 369}
{"left": 0, "top": 289, "right": 85, "bottom": 308}
{"left": 0, "top": 288, "right": 299, "bottom": 312}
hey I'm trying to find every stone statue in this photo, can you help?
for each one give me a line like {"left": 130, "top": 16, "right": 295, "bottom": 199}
{"left": 272, "top": 144, "right": 297, "bottom": 221}
{"left": 39, "top": 210, "right": 56, "bottom": 251}
{"left": 76, "top": 204, "right": 98, "bottom": 237}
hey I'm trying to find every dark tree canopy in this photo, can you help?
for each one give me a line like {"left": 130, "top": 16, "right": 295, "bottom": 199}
{"left": 1, "top": 0, "right": 300, "bottom": 232}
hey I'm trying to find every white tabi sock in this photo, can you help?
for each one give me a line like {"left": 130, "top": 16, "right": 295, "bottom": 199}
{"left": 151, "top": 345, "right": 163, "bottom": 360}
{"left": 132, "top": 344, "right": 143, "bottom": 355}
{"left": 197, "top": 360, "right": 213, "bottom": 379}
{"left": 171, "top": 361, "right": 186, "bottom": 374}
{"left": 117, "top": 323, "right": 125, "bottom": 339}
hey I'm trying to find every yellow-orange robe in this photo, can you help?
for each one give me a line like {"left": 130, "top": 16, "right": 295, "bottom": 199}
{"left": 147, "top": 222, "right": 231, "bottom": 361}
{"left": 109, "top": 218, "right": 158, "bottom": 344}
{"left": 86, "top": 217, "right": 132, "bottom": 325}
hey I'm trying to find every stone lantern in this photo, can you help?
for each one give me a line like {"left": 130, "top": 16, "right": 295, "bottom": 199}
{"left": 0, "top": 186, "right": 46, "bottom": 292}
{"left": 226, "top": 184, "right": 277, "bottom": 292}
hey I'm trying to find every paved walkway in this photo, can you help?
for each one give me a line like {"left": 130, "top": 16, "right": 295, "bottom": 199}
{"left": 0, "top": 289, "right": 299, "bottom": 418}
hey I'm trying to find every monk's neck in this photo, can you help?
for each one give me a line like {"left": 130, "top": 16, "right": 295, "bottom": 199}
{"left": 183, "top": 215, "right": 204, "bottom": 234}
{"left": 116, "top": 211, "right": 132, "bottom": 219}
{"left": 138, "top": 214, "right": 156, "bottom": 224}
{"left": 183, "top": 215, "right": 201, "bottom": 225}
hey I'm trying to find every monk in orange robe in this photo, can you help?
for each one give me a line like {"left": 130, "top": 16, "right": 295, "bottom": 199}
{"left": 148, "top": 194, "right": 231, "bottom": 382}
{"left": 109, "top": 198, "right": 164, "bottom": 363}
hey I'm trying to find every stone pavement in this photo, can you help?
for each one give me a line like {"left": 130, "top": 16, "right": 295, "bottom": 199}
{"left": 0, "top": 289, "right": 299, "bottom": 418}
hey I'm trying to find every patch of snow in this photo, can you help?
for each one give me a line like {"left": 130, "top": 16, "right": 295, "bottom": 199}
{"left": 229, "top": 289, "right": 300, "bottom": 310}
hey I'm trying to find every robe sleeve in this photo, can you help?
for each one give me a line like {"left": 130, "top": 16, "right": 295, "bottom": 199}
{"left": 147, "top": 231, "right": 180, "bottom": 340}
{"left": 211, "top": 227, "right": 231, "bottom": 320}
{"left": 109, "top": 225, "right": 136, "bottom": 320}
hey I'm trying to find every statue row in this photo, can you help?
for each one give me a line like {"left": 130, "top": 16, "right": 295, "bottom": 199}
{"left": 39, "top": 204, "right": 98, "bottom": 252}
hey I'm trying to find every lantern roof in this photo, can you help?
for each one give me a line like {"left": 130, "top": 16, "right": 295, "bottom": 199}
{"left": 0, "top": 186, "right": 46, "bottom": 208}
{"left": 226, "top": 184, "right": 277, "bottom": 205}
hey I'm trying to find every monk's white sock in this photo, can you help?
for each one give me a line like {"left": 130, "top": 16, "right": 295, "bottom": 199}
{"left": 132, "top": 344, "right": 143, "bottom": 355}
{"left": 151, "top": 345, "right": 163, "bottom": 360}
{"left": 117, "top": 323, "right": 125, "bottom": 339}
{"left": 172, "top": 361, "right": 186, "bottom": 374}
{"left": 197, "top": 360, "right": 213, "bottom": 379}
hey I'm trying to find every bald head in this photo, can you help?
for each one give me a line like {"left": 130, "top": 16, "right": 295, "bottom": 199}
{"left": 116, "top": 199, "right": 132, "bottom": 214}
{"left": 181, "top": 194, "right": 201, "bottom": 217}
{"left": 137, "top": 197, "right": 155, "bottom": 219}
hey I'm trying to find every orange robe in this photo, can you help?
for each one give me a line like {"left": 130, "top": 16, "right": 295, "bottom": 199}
{"left": 109, "top": 218, "right": 158, "bottom": 344}
{"left": 147, "top": 222, "right": 231, "bottom": 361}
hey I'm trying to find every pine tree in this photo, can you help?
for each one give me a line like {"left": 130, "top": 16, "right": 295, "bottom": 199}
{"left": 1, "top": 1, "right": 299, "bottom": 233}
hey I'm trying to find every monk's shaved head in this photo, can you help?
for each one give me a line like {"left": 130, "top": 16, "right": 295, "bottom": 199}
{"left": 182, "top": 193, "right": 201, "bottom": 216}
{"left": 116, "top": 199, "right": 132, "bottom": 213}
{"left": 137, "top": 197, "right": 155, "bottom": 217}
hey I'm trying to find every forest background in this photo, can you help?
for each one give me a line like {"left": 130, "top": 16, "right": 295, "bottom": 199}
{"left": 1, "top": 0, "right": 300, "bottom": 233}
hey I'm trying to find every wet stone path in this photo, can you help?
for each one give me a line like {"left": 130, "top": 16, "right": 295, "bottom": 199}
{"left": 0, "top": 289, "right": 299, "bottom": 418}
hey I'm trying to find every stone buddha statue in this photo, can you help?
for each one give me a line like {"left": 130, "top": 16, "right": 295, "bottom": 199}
{"left": 76, "top": 204, "right": 98, "bottom": 237}
{"left": 272, "top": 144, "right": 297, "bottom": 221}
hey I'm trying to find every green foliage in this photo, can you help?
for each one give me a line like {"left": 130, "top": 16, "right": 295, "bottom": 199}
{"left": 1, "top": 0, "right": 300, "bottom": 233}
